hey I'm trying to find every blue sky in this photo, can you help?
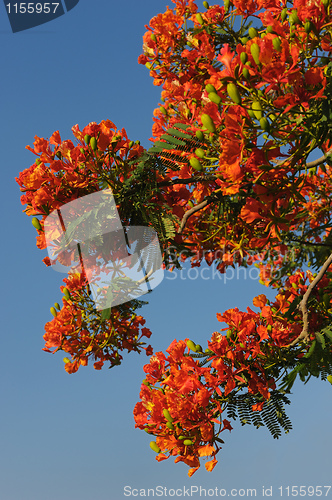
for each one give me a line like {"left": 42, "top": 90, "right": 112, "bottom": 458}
{"left": 1, "top": 1, "right": 332, "bottom": 499}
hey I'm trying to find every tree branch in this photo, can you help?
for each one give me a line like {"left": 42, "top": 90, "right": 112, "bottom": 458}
{"left": 306, "top": 151, "right": 332, "bottom": 169}
{"left": 275, "top": 149, "right": 332, "bottom": 169}
{"left": 288, "top": 252, "right": 332, "bottom": 347}
{"left": 177, "top": 191, "right": 223, "bottom": 234}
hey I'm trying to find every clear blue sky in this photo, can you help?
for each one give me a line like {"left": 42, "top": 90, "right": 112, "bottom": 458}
{"left": 1, "top": 1, "right": 332, "bottom": 499}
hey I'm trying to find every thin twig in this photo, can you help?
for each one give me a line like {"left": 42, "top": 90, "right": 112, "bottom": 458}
{"left": 178, "top": 191, "right": 223, "bottom": 233}
{"left": 288, "top": 252, "right": 332, "bottom": 347}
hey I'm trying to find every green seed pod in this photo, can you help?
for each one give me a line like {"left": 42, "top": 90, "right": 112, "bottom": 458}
{"left": 304, "top": 21, "right": 312, "bottom": 33}
{"left": 183, "top": 439, "right": 194, "bottom": 446}
{"left": 90, "top": 137, "right": 97, "bottom": 151}
{"left": 63, "top": 357, "right": 70, "bottom": 364}
{"left": 54, "top": 302, "right": 61, "bottom": 311}
{"left": 186, "top": 340, "right": 197, "bottom": 352}
{"left": 196, "top": 130, "right": 204, "bottom": 141}
{"left": 195, "top": 148, "right": 205, "bottom": 158}
{"left": 250, "top": 43, "right": 260, "bottom": 65}
{"left": 281, "top": 7, "right": 288, "bottom": 22}
{"left": 63, "top": 287, "right": 71, "bottom": 300}
{"left": 227, "top": 83, "right": 242, "bottom": 104}
{"left": 327, "top": 375, "right": 332, "bottom": 384}
{"left": 31, "top": 217, "right": 42, "bottom": 231}
{"left": 166, "top": 421, "right": 175, "bottom": 430}
{"left": 50, "top": 307, "right": 57, "bottom": 318}
{"left": 260, "top": 117, "right": 269, "bottom": 131}
{"left": 242, "top": 67, "right": 250, "bottom": 79}
{"left": 266, "top": 25, "right": 274, "bottom": 33}
{"left": 195, "top": 344, "right": 203, "bottom": 352}
{"left": 240, "top": 37, "right": 249, "bottom": 44}
{"left": 208, "top": 92, "right": 221, "bottom": 105}
{"left": 249, "top": 27, "right": 258, "bottom": 39}
{"left": 151, "top": 33, "right": 157, "bottom": 42}
{"left": 196, "top": 13, "right": 204, "bottom": 24}
{"left": 205, "top": 83, "right": 216, "bottom": 93}
{"left": 190, "top": 157, "right": 203, "bottom": 171}
{"left": 149, "top": 441, "right": 161, "bottom": 453}
{"left": 84, "top": 134, "right": 90, "bottom": 145}
{"left": 203, "top": 1, "right": 209, "bottom": 8}
{"left": 240, "top": 52, "right": 248, "bottom": 64}
{"left": 159, "top": 106, "right": 167, "bottom": 115}
{"left": 323, "top": 293, "right": 330, "bottom": 308}
{"left": 163, "top": 408, "right": 174, "bottom": 422}
{"left": 289, "top": 10, "right": 299, "bottom": 25}
{"left": 201, "top": 113, "right": 216, "bottom": 133}
{"left": 252, "top": 100, "right": 262, "bottom": 120}
{"left": 273, "top": 37, "right": 281, "bottom": 51}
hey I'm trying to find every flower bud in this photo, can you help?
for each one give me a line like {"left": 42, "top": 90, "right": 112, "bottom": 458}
{"left": 31, "top": 217, "right": 42, "bottom": 230}
{"left": 90, "top": 137, "right": 97, "bottom": 151}
{"left": 186, "top": 340, "right": 197, "bottom": 352}
{"left": 50, "top": 307, "right": 57, "bottom": 317}
{"left": 183, "top": 439, "right": 194, "bottom": 446}
{"left": 249, "top": 27, "right": 258, "bottom": 39}
{"left": 227, "top": 83, "right": 242, "bottom": 105}
{"left": 190, "top": 157, "right": 203, "bottom": 171}
{"left": 149, "top": 441, "right": 161, "bottom": 453}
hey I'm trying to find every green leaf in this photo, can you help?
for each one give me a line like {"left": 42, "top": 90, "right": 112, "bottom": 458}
{"left": 165, "top": 128, "right": 193, "bottom": 139}
{"left": 159, "top": 134, "right": 186, "bottom": 146}
{"left": 101, "top": 307, "right": 112, "bottom": 321}
{"left": 316, "top": 331, "right": 326, "bottom": 349}
{"left": 153, "top": 141, "right": 178, "bottom": 151}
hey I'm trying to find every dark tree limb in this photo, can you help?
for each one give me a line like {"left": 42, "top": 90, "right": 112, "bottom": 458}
{"left": 178, "top": 191, "right": 223, "bottom": 233}
{"left": 288, "top": 252, "right": 332, "bottom": 347}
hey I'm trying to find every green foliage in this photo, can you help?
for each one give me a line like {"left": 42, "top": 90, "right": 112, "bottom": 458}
{"left": 225, "top": 391, "right": 292, "bottom": 439}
